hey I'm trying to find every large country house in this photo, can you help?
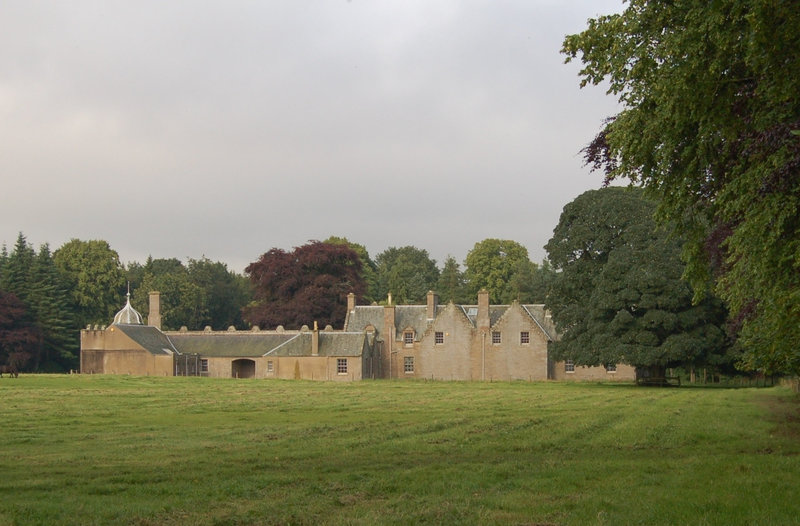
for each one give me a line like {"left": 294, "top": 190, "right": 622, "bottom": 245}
{"left": 80, "top": 290, "right": 634, "bottom": 381}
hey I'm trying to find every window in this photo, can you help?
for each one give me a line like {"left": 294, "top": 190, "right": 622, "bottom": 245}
{"left": 520, "top": 331, "right": 530, "bottom": 344}
{"left": 605, "top": 363, "right": 617, "bottom": 373}
{"left": 200, "top": 359, "right": 208, "bottom": 373}
{"left": 404, "top": 356, "right": 414, "bottom": 374}
{"left": 565, "top": 360, "right": 575, "bottom": 373}
{"left": 435, "top": 331, "right": 444, "bottom": 344}
{"left": 337, "top": 358, "right": 348, "bottom": 374}
{"left": 267, "top": 360, "right": 274, "bottom": 373}
{"left": 403, "top": 331, "right": 414, "bottom": 346}
{"left": 492, "top": 331, "right": 501, "bottom": 344}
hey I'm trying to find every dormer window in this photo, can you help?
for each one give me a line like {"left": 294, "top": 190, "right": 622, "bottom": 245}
{"left": 403, "top": 331, "right": 414, "bottom": 346}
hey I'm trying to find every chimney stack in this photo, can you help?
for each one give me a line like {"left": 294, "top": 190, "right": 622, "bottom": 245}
{"left": 426, "top": 290, "right": 439, "bottom": 320}
{"left": 312, "top": 321, "right": 319, "bottom": 356}
{"left": 148, "top": 291, "right": 162, "bottom": 330}
{"left": 477, "top": 289, "right": 490, "bottom": 331}
{"left": 347, "top": 292, "right": 355, "bottom": 313}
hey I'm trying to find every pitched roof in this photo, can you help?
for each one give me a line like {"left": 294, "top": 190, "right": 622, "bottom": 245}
{"left": 115, "top": 325, "right": 177, "bottom": 355}
{"left": 168, "top": 332, "right": 297, "bottom": 357}
{"left": 165, "top": 330, "right": 369, "bottom": 358}
{"left": 266, "top": 332, "right": 368, "bottom": 357}
{"left": 522, "top": 304, "right": 558, "bottom": 341}
{"left": 347, "top": 301, "right": 558, "bottom": 339}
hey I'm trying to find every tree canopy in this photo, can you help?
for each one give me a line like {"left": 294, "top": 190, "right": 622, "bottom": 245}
{"left": 546, "top": 188, "right": 729, "bottom": 371}
{"left": 244, "top": 241, "right": 366, "bottom": 329}
{"left": 374, "top": 246, "right": 439, "bottom": 305}
{"left": 436, "top": 256, "right": 469, "bottom": 304}
{"left": 0, "top": 289, "right": 41, "bottom": 370}
{"left": 0, "top": 234, "right": 78, "bottom": 370}
{"left": 563, "top": 1, "right": 800, "bottom": 374}
{"left": 53, "top": 239, "right": 126, "bottom": 328}
{"left": 464, "top": 239, "right": 533, "bottom": 303}
{"left": 324, "top": 236, "right": 378, "bottom": 303}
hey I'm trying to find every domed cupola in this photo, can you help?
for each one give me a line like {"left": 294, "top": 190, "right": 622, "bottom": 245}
{"left": 113, "top": 290, "right": 143, "bottom": 325}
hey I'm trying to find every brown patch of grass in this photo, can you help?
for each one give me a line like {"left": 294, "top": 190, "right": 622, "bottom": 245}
{"left": 758, "top": 390, "right": 800, "bottom": 440}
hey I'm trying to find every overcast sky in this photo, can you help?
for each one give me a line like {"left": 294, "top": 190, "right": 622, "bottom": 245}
{"left": 1, "top": 1, "right": 623, "bottom": 273}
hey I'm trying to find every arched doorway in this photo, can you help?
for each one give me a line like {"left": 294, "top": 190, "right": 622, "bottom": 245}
{"left": 232, "top": 359, "right": 256, "bottom": 378}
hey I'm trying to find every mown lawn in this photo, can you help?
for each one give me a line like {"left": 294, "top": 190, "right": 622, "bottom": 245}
{"left": 0, "top": 375, "right": 798, "bottom": 525}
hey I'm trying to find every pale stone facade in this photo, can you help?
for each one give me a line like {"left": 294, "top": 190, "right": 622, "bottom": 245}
{"left": 80, "top": 290, "right": 635, "bottom": 382}
{"left": 343, "top": 290, "right": 635, "bottom": 382}
{"left": 80, "top": 294, "right": 376, "bottom": 380}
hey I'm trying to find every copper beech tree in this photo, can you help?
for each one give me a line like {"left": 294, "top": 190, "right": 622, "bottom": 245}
{"left": 243, "top": 241, "right": 366, "bottom": 330}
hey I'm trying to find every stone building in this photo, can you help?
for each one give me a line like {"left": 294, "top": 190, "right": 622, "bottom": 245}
{"left": 344, "top": 290, "right": 634, "bottom": 381}
{"left": 80, "top": 292, "right": 377, "bottom": 380}
{"left": 80, "top": 290, "right": 634, "bottom": 382}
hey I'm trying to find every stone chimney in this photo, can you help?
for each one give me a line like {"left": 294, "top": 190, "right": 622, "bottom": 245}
{"left": 312, "top": 321, "right": 319, "bottom": 356}
{"left": 347, "top": 292, "right": 356, "bottom": 312}
{"left": 477, "top": 289, "right": 490, "bottom": 331}
{"left": 426, "top": 290, "right": 439, "bottom": 320}
{"left": 148, "top": 291, "right": 162, "bottom": 330}
{"left": 383, "top": 302, "right": 396, "bottom": 345}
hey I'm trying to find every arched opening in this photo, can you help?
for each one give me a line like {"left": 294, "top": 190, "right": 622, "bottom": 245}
{"left": 231, "top": 359, "right": 256, "bottom": 378}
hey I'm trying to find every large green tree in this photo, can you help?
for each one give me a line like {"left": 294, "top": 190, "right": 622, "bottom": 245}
{"left": 131, "top": 258, "right": 206, "bottom": 331}
{"left": 186, "top": 257, "right": 251, "bottom": 330}
{"left": 53, "top": 239, "right": 126, "bottom": 328}
{"left": 464, "top": 239, "right": 533, "bottom": 303}
{"left": 436, "top": 256, "right": 469, "bottom": 304}
{"left": 546, "top": 188, "right": 729, "bottom": 372}
{"left": 563, "top": 1, "right": 800, "bottom": 374}
{"left": 374, "top": 246, "right": 439, "bottom": 305}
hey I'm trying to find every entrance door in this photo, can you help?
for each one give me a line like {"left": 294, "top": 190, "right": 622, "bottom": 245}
{"left": 232, "top": 359, "right": 256, "bottom": 378}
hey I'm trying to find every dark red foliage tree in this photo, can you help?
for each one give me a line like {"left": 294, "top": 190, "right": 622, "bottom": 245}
{"left": 0, "top": 290, "right": 41, "bottom": 370}
{"left": 243, "top": 241, "right": 366, "bottom": 329}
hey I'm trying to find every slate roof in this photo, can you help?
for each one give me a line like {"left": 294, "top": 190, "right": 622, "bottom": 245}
{"left": 266, "top": 332, "right": 367, "bottom": 357}
{"left": 522, "top": 305, "right": 558, "bottom": 341}
{"left": 394, "top": 305, "right": 440, "bottom": 341}
{"left": 346, "top": 302, "right": 559, "bottom": 342}
{"left": 343, "top": 305, "right": 384, "bottom": 333}
{"left": 115, "top": 324, "right": 178, "bottom": 355}
{"left": 344, "top": 305, "right": 446, "bottom": 342}
{"left": 165, "top": 330, "right": 369, "bottom": 358}
{"left": 168, "top": 332, "right": 297, "bottom": 357}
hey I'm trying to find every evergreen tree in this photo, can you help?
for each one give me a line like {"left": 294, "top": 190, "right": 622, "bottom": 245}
{"left": 436, "top": 256, "right": 468, "bottom": 304}
{"left": 28, "top": 244, "right": 78, "bottom": 370}
{"left": 546, "top": 188, "right": 730, "bottom": 373}
{"left": 374, "top": 246, "right": 439, "bottom": 305}
{"left": 0, "top": 289, "right": 41, "bottom": 370}
{"left": 0, "top": 235, "right": 78, "bottom": 371}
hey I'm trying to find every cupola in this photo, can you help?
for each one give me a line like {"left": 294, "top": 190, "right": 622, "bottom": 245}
{"left": 112, "top": 290, "right": 143, "bottom": 325}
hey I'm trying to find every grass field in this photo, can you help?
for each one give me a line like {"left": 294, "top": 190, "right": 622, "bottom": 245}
{"left": 0, "top": 376, "right": 798, "bottom": 525}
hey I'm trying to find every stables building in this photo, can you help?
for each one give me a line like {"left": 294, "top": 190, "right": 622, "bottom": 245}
{"left": 80, "top": 290, "right": 634, "bottom": 382}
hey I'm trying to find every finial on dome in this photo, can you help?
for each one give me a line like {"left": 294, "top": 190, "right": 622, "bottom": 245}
{"left": 112, "top": 283, "right": 143, "bottom": 325}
